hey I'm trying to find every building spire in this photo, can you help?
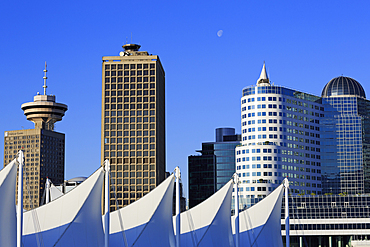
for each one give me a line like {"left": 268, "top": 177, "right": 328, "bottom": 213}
{"left": 43, "top": 62, "right": 48, "bottom": 95}
{"left": 257, "top": 62, "right": 270, "bottom": 85}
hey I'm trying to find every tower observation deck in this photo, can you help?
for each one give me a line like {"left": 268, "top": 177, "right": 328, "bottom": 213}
{"left": 21, "top": 63, "right": 68, "bottom": 131}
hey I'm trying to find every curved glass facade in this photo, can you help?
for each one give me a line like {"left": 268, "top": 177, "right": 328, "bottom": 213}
{"left": 321, "top": 96, "right": 370, "bottom": 194}
{"left": 236, "top": 85, "right": 323, "bottom": 208}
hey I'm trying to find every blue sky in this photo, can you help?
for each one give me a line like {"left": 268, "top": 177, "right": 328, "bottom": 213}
{"left": 1, "top": 1, "right": 370, "bottom": 197}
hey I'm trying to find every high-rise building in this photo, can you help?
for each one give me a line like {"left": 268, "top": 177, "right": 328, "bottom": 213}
{"left": 101, "top": 44, "right": 166, "bottom": 209}
{"left": 188, "top": 127, "right": 240, "bottom": 208}
{"left": 321, "top": 76, "right": 370, "bottom": 194}
{"left": 235, "top": 63, "right": 323, "bottom": 208}
{"left": 4, "top": 64, "right": 67, "bottom": 209}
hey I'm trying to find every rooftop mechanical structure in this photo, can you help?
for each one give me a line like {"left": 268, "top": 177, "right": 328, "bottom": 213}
{"left": 21, "top": 63, "right": 68, "bottom": 130}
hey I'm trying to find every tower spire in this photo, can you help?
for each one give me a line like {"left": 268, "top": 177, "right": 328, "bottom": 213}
{"left": 43, "top": 62, "right": 48, "bottom": 95}
{"left": 257, "top": 62, "right": 270, "bottom": 85}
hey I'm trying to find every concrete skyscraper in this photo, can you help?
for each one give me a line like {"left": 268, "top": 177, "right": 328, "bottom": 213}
{"left": 4, "top": 64, "right": 67, "bottom": 209}
{"left": 102, "top": 44, "right": 165, "bottom": 209}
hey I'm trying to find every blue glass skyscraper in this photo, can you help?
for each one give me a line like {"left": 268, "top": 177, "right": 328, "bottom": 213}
{"left": 321, "top": 76, "right": 370, "bottom": 194}
{"left": 188, "top": 128, "right": 240, "bottom": 208}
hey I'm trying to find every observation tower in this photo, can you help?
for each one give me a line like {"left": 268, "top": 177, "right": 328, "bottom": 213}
{"left": 21, "top": 63, "right": 68, "bottom": 130}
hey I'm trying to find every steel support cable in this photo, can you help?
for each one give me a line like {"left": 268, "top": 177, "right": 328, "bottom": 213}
{"left": 130, "top": 175, "right": 175, "bottom": 247}
{"left": 52, "top": 169, "right": 103, "bottom": 247}
{"left": 185, "top": 209, "right": 198, "bottom": 247}
{"left": 247, "top": 190, "right": 285, "bottom": 247}
{"left": 242, "top": 208, "right": 254, "bottom": 247}
{"left": 195, "top": 184, "right": 234, "bottom": 247}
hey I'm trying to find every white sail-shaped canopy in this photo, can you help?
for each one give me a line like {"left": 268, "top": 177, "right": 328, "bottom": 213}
{"left": 0, "top": 160, "right": 17, "bottom": 247}
{"left": 49, "top": 182, "right": 64, "bottom": 201}
{"left": 176, "top": 179, "right": 234, "bottom": 247}
{"left": 110, "top": 174, "right": 175, "bottom": 247}
{"left": 232, "top": 183, "right": 284, "bottom": 247}
{"left": 23, "top": 167, "right": 104, "bottom": 247}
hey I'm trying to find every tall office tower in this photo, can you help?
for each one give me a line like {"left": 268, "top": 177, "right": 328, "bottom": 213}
{"left": 321, "top": 76, "right": 370, "bottom": 194}
{"left": 188, "top": 127, "right": 241, "bottom": 208}
{"left": 235, "top": 63, "right": 323, "bottom": 208}
{"left": 4, "top": 64, "right": 67, "bottom": 209}
{"left": 102, "top": 44, "right": 165, "bottom": 209}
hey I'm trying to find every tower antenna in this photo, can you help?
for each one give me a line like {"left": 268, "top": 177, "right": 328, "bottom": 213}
{"left": 43, "top": 62, "right": 48, "bottom": 95}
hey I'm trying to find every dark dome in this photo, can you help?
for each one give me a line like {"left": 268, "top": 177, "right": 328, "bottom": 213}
{"left": 322, "top": 76, "right": 366, "bottom": 98}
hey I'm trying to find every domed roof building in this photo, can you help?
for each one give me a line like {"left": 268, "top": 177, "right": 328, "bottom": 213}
{"left": 321, "top": 76, "right": 366, "bottom": 98}
{"left": 320, "top": 75, "right": 370, "bottom": 195}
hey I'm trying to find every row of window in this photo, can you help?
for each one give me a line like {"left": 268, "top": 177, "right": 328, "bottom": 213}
{"left": 243, "top": 134, "right": 281, "bottom": 140}
{"left": 243, "top": 96, "right": 283, "bottom": 103}
{"left": 244, "top": 119, "right": 286, "bottom": 126}
{"left": 282, "top": 223, "right": 370, "bottom": 231}
{"left": 237, "top": 152, "right": 320, "bottom": 162}
{"left": 5, "top": 139, "right": 39, "bottom": 145}
{"left": 104, "top": 77, "right": 156, "bottom": 83}
{"left": 104, "top": 109, "right": 155, "bottom": 119}
{"left": 110, "top": 178, "right": 156, "bottom": 185}
{"left": 104, "top": 122, "right": 156, "bottom": 131}
{"left": 105, "top": 151, "right": 156, "bottom": 157}
{"left": 242, "top": 95, "right": 323, "bottom": 111}
{"left": 105, "top": 70, "right": 155, "bottom": 76}
{"left": 104, "top": 89, "right": 158, "bottom": 99}
{"left": 237, "top": 164, "right": 320, "bottom": 173}
{"left": 5, "top": 135, "right": 40, "bottom": 140}
{"left": 243, "top": 104, "right": 285, "bottom": 110}
{"left": 283, "top": 173, "right": 322, "bottom": 181}
{"left": 104, "top": 144, "right": 155, "bottom": 150}
{"left": 111, "top": 171, "right": 155, "bottom": 178}
{"left": 105, "top": 97, "right": 155, "bottom": 106}
{"left": 239, "top": 187, "right": 274, "bottom": 192}
{"left": 243, "top": 111, "right": 284, "bottom": 118}
{"left": 286, "top": 98, "right": 323, "bottom": 111}
{"left": 104, "top": 63, "right": 155, "bottom": 70}
{"left": 103, "top": 111, "right": 155, "bottom": 119}
{"left": 105, "top": 84, "right": 155, "bottom": 92}
{"left": 244, "top": 134, "right": 319, "bottom": 141}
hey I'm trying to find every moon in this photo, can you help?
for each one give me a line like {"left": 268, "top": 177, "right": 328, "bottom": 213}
{"left": 217, "top": 30, "right": 223, "bottom": 37}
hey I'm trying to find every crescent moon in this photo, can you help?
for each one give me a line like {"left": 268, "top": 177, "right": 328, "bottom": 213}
{"left": 217, "top": 30, "right": 223, "bottom": 37}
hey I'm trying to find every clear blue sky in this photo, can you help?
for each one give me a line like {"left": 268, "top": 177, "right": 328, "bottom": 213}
{"left": 1, "top": 1, "right": 370, "bottom": 197}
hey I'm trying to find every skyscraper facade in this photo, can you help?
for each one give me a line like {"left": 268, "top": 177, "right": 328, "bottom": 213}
{"left": 4, "top": 65, "right": 67, "bottom": 209}
{"left": 321, "top": 76, "right": 370, "bottom": 194}
{"left": 236, "top": 64, "right": 323, "bottom": 208}
{"left": 188, "top": 127, "right": 240, "bottom": 208}
{"left": 101, "top": 44, "right": 166, "bottom": 209}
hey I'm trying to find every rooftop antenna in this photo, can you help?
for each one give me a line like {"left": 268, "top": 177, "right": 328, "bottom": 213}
{"left": 125, "top": 37, "right": 128, "bottom": 44}
{"left": 43, "top": 62, "right": 48, "bottom": 95}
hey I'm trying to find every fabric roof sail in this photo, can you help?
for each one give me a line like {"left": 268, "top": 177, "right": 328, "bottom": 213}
{"left": 232, "top": 183, "right": 284, "bottom": 247}
{"left": 109, "top": 174, "right": 176, "bottom": 247}
{"left": 176, "top": 179, "right": 234, "bottom": 247}
{"left": 0, "top": 160, "right": 17, "bottom": 247}
{"left": 23, "top": 167, "right": 105, "bottom": 247}
{"left": 49, "top": 182, "right": 64, "bottom": 202}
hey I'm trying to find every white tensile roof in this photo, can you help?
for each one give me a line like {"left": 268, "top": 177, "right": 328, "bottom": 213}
{"left": 0, "top": 160, "right": 17, "bottom": 247}
{"left": 177, "top": 179, "right": 234, "bottom": 247}
{"left": 232, "top": 183, "right": 284, "bottom": 247}
{"left": 110, "top": 173, "right": 176, "bottom": 247}
{"left": 23, "top": 167, "right": 104, "bottom": 247}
